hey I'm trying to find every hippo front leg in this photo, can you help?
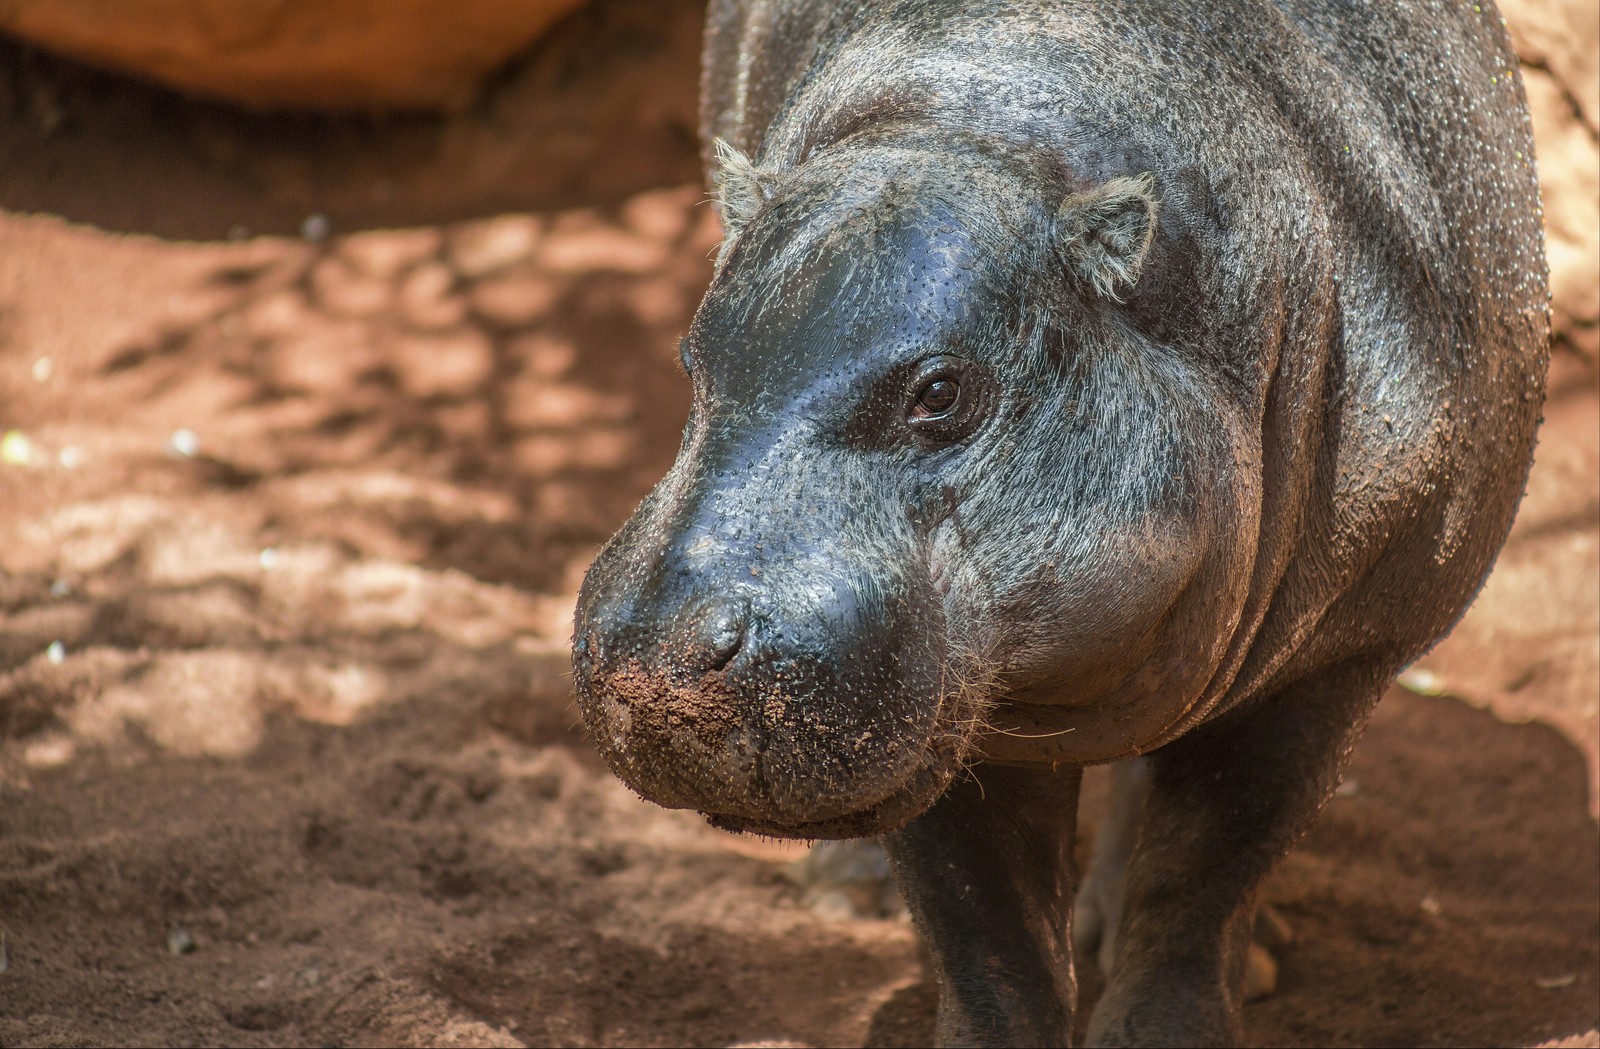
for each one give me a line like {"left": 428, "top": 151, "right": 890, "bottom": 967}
{"left": 883, "top": 762, "right": 1082, "bottom": 1047}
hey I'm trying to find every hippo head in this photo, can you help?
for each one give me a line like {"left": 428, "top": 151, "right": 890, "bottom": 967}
{"left": 573, "top": 130, "right": 1252, "bottom": 838}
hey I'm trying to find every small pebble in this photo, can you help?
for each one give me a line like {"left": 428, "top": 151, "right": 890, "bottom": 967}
{"left": 58, "top": 446, "right": 83, "bottom": 469}
{"left": 301, "top": 214, "right": 331, "bottom": 243}
{"left": 1419, "top": 894, "right": 1442, "bottom": 916}
{"left": 1535, "top": 973, "right": 1577, "bottom": 990}
{"left": 1334, "top": 777, "right": 1361, "bottom": 798}
{"left": 30, "top": 356, "right": 53, "bottom": 382}
{"left": 1, "top": 430, "right": 32, "bottom": 465}
{"left": 49, "top": 579, "right": 72, "bottom": 598}
{"left": 45, "top": 641, "right": 65, "bottom": 665}
{"left": 258, "top": 547, "right": 280, "bottom": 570}
{"left": 167, "top": 428, "right": 200, "bottom": 458}
{"left": 1397, "top": 667, "right": 1446, "bottom": 696}
{"left": 167, "top": 926, "right": 197, "bottom": 955}
{"left": 806, "top": 890, "right": 859, "bottom": 922}
{"left": 22, "top": 735, "right": 73, "bottom": 768}
{"left": 1243, "top": 942, "right": 1278, "bottom": 1001}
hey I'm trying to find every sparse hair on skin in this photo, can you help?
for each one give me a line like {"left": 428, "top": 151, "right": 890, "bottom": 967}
{"left": 711, "top": 138, "right": 777, "bottom": 265}
{"left": 1057, "top": 173, "right": 1159, "bottom": 301}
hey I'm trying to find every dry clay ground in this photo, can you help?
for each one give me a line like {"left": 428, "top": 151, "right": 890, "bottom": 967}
{"left": 0, "top": 11, "right": 1597, "bottom": 1046}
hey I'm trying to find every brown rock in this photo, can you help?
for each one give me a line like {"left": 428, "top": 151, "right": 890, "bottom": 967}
{"left": 1523, "top": 67, "right": 1600, "bottom": 358}
{"left": 1500, "top": 0, "right": 1600, "bottom": 132}
{"left": 1499, "top": 0, "right": 1600, "bottom": 358}
{"left": 0, "top": 0, "right": 587, "bottom": 112}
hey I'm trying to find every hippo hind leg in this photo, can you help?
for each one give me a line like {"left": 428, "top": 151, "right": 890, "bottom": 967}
{"left": 1085, "top": 663, "right": 1388, "bottom": 1047}
{"left": 1074, "top": 758, "right": 1293, "bottom": 1004}
{"left": 1073, "top": 757, "right": 1151, "bottom": 980}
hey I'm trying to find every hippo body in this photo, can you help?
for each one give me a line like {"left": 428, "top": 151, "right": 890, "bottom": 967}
{"left": 574, "top": 0, "right": 1548, "bottom": 1043}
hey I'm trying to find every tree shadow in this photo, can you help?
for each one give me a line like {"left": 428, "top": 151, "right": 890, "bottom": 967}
{"left": 0, "top": 18, "right": 1591, "bottom": 1044}
{"left": 22, "top": 178, "right": 713, "bottom": 610}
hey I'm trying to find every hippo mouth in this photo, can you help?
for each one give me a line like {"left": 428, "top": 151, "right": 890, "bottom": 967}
{"left": 698, "top": 756, "right": 960, "bottom": 839}
{"left": 577, "top": 662, "right": 973, "bottom": 839}
{"left": 573, "top": 628, "right": 982, "bottom": 839}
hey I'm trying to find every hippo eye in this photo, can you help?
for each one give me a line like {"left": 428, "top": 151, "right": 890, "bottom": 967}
{"left": 902, "top": 356, "right": 987, "bottom": 445}
{"left": 913, "top": 378, "right": 960, "bottom": 418}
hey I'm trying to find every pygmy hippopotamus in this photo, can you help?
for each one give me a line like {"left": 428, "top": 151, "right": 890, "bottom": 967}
{"left": 572, "top": 0, "right": 1549, "bottom": 1043}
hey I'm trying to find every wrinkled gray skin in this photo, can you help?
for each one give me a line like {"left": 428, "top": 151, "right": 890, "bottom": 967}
{"left": 572, "top": 0, "right": 1548, "bottom": 1044}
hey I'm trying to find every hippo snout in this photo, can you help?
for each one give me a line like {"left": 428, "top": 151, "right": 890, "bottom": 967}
{"left": 573, "top": 555, "right": 962, "bottom": 837}
{"left": 573, "top": 588, "right": 761, "bottom": 806}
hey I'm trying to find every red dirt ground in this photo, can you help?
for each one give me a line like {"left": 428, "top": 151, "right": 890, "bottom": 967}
{"left": 0, "top": 6, "right": 1596, "bottom": 1046}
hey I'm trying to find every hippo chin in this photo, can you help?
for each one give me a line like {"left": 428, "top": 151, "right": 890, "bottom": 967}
{"left": 573, "top": 0, "right": 1548, "bottom": 1043}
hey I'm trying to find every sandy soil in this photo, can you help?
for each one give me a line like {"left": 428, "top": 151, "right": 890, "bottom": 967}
{"left": 0, "top": 6, "right": 1596, "bottom": 1046}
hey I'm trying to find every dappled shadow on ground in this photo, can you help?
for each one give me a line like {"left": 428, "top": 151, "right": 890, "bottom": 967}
{"left": 0, "top": 184, "right": 710, "bottom": 703}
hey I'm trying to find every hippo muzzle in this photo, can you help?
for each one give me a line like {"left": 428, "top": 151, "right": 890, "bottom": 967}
{"left": 572, "top": 443, "right": 970, "bottom": 838}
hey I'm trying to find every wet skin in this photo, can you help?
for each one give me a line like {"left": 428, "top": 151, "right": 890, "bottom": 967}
{"left": 575, "top": 0, "right": 1549, "bottom": 1043}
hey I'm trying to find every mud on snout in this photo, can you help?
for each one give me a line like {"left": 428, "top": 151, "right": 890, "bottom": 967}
{"left": 572, "top": 538, "right": 989, "bottom": 839}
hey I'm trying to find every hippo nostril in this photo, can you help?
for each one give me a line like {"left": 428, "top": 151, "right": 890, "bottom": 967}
{"left": 573, "top": 631, "right": 597, "bottom": 672}
{"left": 681, "top": 594, "right": 750, "bottom": 672}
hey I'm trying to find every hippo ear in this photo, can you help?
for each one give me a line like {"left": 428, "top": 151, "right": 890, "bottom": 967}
{"left": 1057, "top": 173, "right": 1159, "bottom": 301}
{"left": 711, "top": 138, "right": 777, "bottom": 263}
